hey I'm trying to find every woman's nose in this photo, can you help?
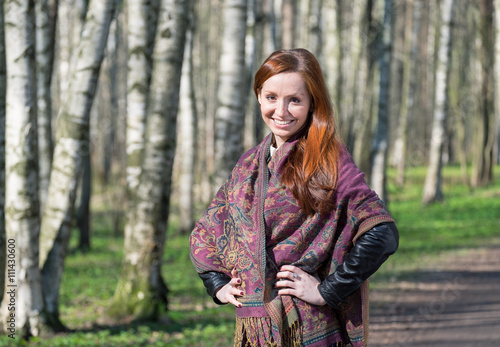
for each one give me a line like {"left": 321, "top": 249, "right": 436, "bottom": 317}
{"left": 275, "top": 99, "right": 288, "bottom": 116}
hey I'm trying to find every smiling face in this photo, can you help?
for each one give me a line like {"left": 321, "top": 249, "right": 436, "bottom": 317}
{"left": 258, "top": 72, "right": 312, "bottom": 149}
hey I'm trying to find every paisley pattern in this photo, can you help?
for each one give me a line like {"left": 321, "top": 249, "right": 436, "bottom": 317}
{"left": 190, "top": 133, "right": 394, "bottom": 347}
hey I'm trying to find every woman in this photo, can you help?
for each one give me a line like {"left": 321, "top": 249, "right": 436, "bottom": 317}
{"left": 190, "top": 49, "right": 398, "bottom": 347}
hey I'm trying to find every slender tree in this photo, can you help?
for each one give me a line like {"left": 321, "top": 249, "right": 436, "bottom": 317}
{"left": 351, "top": 0, "right": 379, "bottom": 174}
{"left": 177, "top": 7, "right": 197, "bottom": 234}
{"left": 39, "top": 0, "right": 116, "bottom": 329}
{"left": 213, "top": 0, "right": 248, "bottom": 190}
{"left": 422, "top": 0, "right": 454, "bottom": 204}
{"left": 36, "top": 0, "right": 57, "bottom": 213}
{"left": 494, "top": 0, "right": 500, "bottom": 165}
{"left": 370, "top": 0, "right": 393, "bottom": 203}
{"left": 393, "top": 0, "right": 422, "bottom": 187}
{"left": 323, "top": 0, "right": 338, "bottom": 106}
{"left": 109, "top": 0, "right": 189, "bottom": 320}
{"left": 471, "top": 0, "right": 494, "bottom": 187}
{"left": 0, "top": 0, "right": 44, "bottom": 338}
{"left": 124, "top": 0, "right": 159, "bottom": 206}
{"left": 281, "top": 0, "right": 294, "bottom": 48}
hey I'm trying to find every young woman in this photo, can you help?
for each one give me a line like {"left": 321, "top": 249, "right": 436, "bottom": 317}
{"left": 190, "top": 48, "right": 399, "bottom": 347}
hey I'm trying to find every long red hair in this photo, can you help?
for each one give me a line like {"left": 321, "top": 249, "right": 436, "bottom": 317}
{"left": 254, "top": 49, "right": 343, "bottom": 215}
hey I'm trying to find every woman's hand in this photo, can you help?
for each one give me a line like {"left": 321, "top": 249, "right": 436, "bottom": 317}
{"left": 275, "top": 265, "right": 327, "bottom": 306}
{"left": 215, "top": 268, "right": 244, "bottom": 307}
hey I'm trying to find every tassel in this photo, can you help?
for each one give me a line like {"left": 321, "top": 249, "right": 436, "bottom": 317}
{"left": 234, "top": 317, "right": 302, "bottom": 347}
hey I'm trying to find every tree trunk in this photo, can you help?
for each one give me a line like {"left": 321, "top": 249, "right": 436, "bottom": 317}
{"left": 125, "top": 0, "right": 159, "bottom": 204}
{"left": 0, "top": 0, "right": 44, "bottom": 338}
{"left": 307, "top": 0, "right": 323, "bottom": 60}
{"left": 39, "top": 0, "right": 116, "bottom": 330}
{"left": 370, "top": 0, "right": 393, "bottom": 203}
{"left": 393, "top": 0, "right": 422, "bottom": 187}
{"left": 77, "top": 150, "right": 91, "bottom": 252}
{"left": 351, "top": 0, "right": 378, "bottom": 174}
{"left": 177, "top": 8, "right": 197, "bottom": 234}
{"left": 337, "top": 0, "right": 362, "bottom": 148}
{"left": 0, "top": 1, "right": 7, "bottom": 307}
{"left": 323, "top": 0, "right": 338, "bottom": 107}
{"left": 56, "top": 0, "right": 88, "bottom": 107}
{"left": 244, "top": 0, "right": 261, "bottom": 150}
{"left": 101, "top": 16, "right": 120, "bottom": 186}
{"left": 36, "top": 0, "right": 56, "bottom": 213}
{"left": 281, "top": 0, "right": 294, "bottom": 48}
{"left": 213, "top": 0, "right": 248, "bottom": 190}
{"left": 471, "top": 0, "right": 494, "bottom": 187}
{"left": 494, "top": 0, "right": 500, "bottom": 166}
{"left": 108, "top": 0, "right": 188, "bottom": 321}
{"left": 422, "top": 0, "right": 454, "bottom": 205}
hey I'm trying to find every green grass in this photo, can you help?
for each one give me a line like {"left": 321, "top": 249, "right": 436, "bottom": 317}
{"left": 372, "top": 164, "right": 500, "bottom": 283}
{"left": 0, "top": 165, "right": 499, "bottom": 346}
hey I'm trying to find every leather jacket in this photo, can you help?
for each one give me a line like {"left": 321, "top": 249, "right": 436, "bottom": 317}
{"left": 198, "top": 222, "right": 399, "bottom": 307}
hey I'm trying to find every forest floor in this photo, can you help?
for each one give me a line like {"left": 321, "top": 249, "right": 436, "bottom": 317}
{"left": 369, "top": 242, "right": 500, "bottom": 346}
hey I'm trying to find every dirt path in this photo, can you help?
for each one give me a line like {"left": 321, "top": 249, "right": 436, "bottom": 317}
{"left": 369, "top": 244, "right": 500, "bottom": 346}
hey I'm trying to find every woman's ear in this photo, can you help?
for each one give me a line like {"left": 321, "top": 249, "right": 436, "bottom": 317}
{"left": 257, "top": 93, "right": 262, "bottom": 105}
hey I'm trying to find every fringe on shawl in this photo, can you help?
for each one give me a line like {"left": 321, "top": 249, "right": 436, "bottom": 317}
{"left": 234, "top": 317, "right": 302, "bottom": 347}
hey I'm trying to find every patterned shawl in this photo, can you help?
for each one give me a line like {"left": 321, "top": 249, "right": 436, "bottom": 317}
{"left": 190, "top": 133, "right": 394, "bottom": 347}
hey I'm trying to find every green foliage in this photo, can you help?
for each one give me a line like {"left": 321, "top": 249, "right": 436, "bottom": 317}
{"left": 7, "top": 165, "right": 498, "bottom": 346}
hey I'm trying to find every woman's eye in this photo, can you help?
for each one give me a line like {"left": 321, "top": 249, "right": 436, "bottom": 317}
{"left": 266, "top": 95, "right": 276, "bottom": 101}
{"left": 291, "top": 98, "right": 300, "bottom": 103}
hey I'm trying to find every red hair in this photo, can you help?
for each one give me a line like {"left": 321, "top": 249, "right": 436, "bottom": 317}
{"left": 254, "top": 49, "right": 343, "bottom": 215}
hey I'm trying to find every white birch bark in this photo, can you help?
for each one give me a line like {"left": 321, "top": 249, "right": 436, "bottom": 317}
{"left": 39, "top": 0, "right": 116, "bottom": 328}
{"left": 109, "top": 0, "right": 188, "bottom": 320}
{"left": 36, "top": 0, "right": 56, "bottom": 213}
{"left": 125, "top": 0, "right": 159, "bottom": 198}
{"left": 244, "top": 0, "right": 259, "bottom": 149}
{"left": 370, "top": 0, "right": 393, "bottom": 203}
{"left": 422, "top": 0, "right": 454, "bottom": 204}
{"left": 0, "top": 0, "right": 7, "bottom": 307}
{"left": 177, "top": 11, "right": 197, "bottom": 234}
{"left": 0, "top": 0, "right": 44, "bottom": 337}
{"left": 57, "top": 0, "right": 88, "bottom": 105}
{"left": 213, "top": 0, "right": 248, "bottom": 190}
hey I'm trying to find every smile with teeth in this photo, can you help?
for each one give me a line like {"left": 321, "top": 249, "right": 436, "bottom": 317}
{"left": 273, "top": 119, "right": 293, "bottom": 125}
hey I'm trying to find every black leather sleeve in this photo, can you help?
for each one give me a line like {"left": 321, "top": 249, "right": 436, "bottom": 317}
{"left": 317, "top": 222, "right": 399, "bottom": 309}
{"left": 198, "top": 271, "right": 231, "bottom": 305}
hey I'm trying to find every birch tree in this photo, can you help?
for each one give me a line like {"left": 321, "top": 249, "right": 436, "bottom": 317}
{"left": 393, "top": 0, "right": 422, "bottom": 187}
{"left": 0, "top": 0, "right": 7, "bottom": 306}
{"left": 0, "top": 0, "right": 44, "bottom": 338}
{"left": 422, "top": 0, "right": 454, "bottom": 204}
{"left": 36, "top": 0, "right": 56, "bottom": 212}
{"left": 125, "top": 0, "right": 159, "bottom": 206}
{"left": 370, "top": 0, "right": 393, "bottom": 203}
{"left": 213, "top": 0, "right": 248, "bottom": 190}
{"left": 177, "top": 8, "right": 197, "bottom": 234}
{"left": 39, "top": 0, "right": 116, "bottom": 329}
{"left": 109, "top": 0, "right": 189, "bottom": 320}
